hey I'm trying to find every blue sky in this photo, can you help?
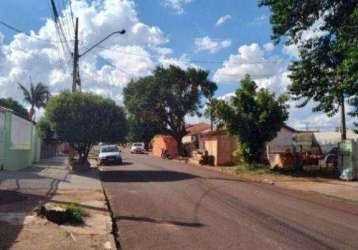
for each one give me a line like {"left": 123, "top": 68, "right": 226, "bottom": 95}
{"left": 0, "top": 0, "right": 347, "bottom": 130}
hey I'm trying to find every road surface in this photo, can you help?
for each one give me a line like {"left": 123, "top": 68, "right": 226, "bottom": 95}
{"left": 100, "top": 151, "right": 358, "bottom": 250}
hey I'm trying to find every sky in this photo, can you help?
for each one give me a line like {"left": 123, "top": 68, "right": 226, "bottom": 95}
{"left": 0, "top": 0, "right": 352, "bottom": 130}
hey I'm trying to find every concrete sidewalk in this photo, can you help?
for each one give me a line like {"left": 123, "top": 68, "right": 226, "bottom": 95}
{"left": 0, "top": 157, "right": 116, "bottom": 250}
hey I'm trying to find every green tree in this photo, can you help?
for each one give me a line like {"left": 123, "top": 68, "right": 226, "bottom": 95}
{"left": 45, "top": 91, "right": 127, "bottom": 164}
{"left": 128, "top": 118, "right": 164, "bottom": 148}
{"left": 209, "top": 75, "right": 289, "bottom": 163}
{"left": 37, "top": 117, "right": 55, "bottom": 143}
{"left": 259, "top": 0, "right": 358, "bottom": 139}
{"left": 0, "top": 98, "right": 29, "bottom": 120}
{"left": 124, "top": 65, "right": 217, "bottom": 155}
{"left": 18, "top": 82, "right": 51, "bottom": 121}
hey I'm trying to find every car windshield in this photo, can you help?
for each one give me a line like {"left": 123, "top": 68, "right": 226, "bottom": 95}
{"left": 133, "top": 143, "right": 143, "bottom": 147}
{"left": 101, "top": 146, "right": 119, "bottom": 153}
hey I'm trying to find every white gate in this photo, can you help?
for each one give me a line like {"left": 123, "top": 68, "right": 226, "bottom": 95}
{"left": 0, "top": 112, "right": 5, "bottom": 168}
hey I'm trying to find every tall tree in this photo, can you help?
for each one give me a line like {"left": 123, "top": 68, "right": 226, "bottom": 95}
{"left": 0, "top": 98, "right": 29, "bottom": 120}
{"left": 18, "top": 82, "right": 51, "bottom": 121}
{"left": 45, "top": 91, "right": 127, "bottom": 164}
{"left": 259, "top": 0, "right": 358, "bottom": 139}
{"left": 124, "top": 65, "right": 217, "bottom": 155}
{"left": 209, "top": 75, "right": 289, "bottom": 163}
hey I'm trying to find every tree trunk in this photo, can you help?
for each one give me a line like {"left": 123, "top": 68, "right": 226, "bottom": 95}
{"left": 174, "top": 135, "right": 185, "bottom": 157}
{"left": 340, "top": 94, "right": 347, "bottom": 141}
{"left": 29, "top": 107, "right": 35, "bottom": 121}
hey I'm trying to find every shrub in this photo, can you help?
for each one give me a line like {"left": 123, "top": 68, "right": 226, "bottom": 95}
{"left": 65, "top": 203, "right": 86, "bottom": 224}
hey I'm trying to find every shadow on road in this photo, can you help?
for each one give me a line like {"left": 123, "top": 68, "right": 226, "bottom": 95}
{"left": 115, "top": 215, "right": 205, "bottom": 228}
{"left": 100, "top": 170, "right": 198, "bottom": 182}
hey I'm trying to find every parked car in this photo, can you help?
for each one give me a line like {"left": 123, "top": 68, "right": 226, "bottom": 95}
{"left": 130, "top": 142, "right": 145, "bottom": 154}
{"left": 98, "top": 145, "right": 122, "bottom": 165}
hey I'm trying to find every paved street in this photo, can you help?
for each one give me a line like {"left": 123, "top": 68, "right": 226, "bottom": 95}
{"left": 101, "top": 151, "right": 358, "bottom": 250}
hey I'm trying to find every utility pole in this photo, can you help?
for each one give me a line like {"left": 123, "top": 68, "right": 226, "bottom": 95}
{"left": 71, "top": 18, "right": 125, "bottom": 92}
{"left": 50, "top": 0, "right": 125, "bottom": 92}
{"left": 72, "top": 18, "right": 79, "bottom": 92}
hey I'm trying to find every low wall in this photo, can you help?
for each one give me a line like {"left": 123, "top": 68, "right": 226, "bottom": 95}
{"left": 1, "top": 111, "right": 41, "bottom": 171}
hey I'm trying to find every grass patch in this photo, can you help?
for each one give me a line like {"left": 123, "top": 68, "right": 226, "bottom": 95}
{"left": 65, "top": 203, "right": 87, "bottom": 224}
{"left": 234, "top": 163, "right": 273, "bottom": 175}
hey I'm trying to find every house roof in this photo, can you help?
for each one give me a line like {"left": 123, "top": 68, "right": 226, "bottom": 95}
{"left": 282, "top": 124, "right": 298, "bottom": 133}
{"left": 313, "top": 130, "right": 358, "bottom": 145}
{"left": 186, "top": 122, "right": 211, "bottom": 136}
{"left": 200, "top": 128, "right": 227, "bottom": 136}
{"left": 200, "top": 123, "right": 298, "bottom": 136}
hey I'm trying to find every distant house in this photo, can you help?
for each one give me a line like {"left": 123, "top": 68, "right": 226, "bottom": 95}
{"left": 152, "top": 135, "right": 179, "bottom": 159}
{"left": 190, "top": 124, "right": 299, "bottom": 166}
{"left": 294, "top": 130, "right": 358, "bottom": 154}
{"left": 182, "top": 123, "right": 211, "bottom": 146}
{"left": 198, "top": 128, "right": 238, "bottom": 166}
{"left": 0, "top": 106, "right": 41, "bottom": 170}
{"left": 266, "top": 125, "right": 298, "bottom": 153}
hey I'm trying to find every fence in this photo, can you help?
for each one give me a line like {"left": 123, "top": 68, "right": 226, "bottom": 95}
{"left": 0, "top": 109, "right": 41, "bottom": 170}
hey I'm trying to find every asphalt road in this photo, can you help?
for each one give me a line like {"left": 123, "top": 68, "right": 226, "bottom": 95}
{"left": 100, "top": 151, "right": 358, "bottom": 250}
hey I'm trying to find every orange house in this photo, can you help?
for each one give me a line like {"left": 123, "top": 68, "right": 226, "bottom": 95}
{"left": 152, "top": 135, "right": 179, "bottom": 159}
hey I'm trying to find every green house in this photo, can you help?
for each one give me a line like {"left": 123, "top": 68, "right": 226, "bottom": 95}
{"left": 0, "top": 106, "right": 41, "bottom": 171}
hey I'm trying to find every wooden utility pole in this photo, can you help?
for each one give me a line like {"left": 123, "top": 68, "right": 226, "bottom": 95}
{"left": 72, "top": 18, "right": 79, "bottom": 92}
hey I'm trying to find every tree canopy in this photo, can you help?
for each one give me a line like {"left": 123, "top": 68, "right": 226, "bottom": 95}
{"left": 124, "top": 65, "right": 217, "bottom": 154}
{"left": 45, "top": 91, "right": 127, "bottom": 163}
{"left": 209, "top": 75, "right": 289, "bottom": 163}
{"left": 18, "top": 82, "right": 51, "bottom": 121}
{"left": 0, "top": 98, "right": 29, "bottom": 120}
{"left": 260, "top": 0, "right": 358, "bottom": 139}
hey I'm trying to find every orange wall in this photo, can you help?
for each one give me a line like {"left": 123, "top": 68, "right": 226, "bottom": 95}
{"left": 152, "top": 136, "right": 179, "bottom": 159}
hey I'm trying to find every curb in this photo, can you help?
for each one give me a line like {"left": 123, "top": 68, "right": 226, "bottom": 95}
{"left": 101, "top": 181, "right": 122, "bottom": 250}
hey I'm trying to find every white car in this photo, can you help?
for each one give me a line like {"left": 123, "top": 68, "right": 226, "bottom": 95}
{"left": 130, "top": 142, "right": 145, "bottom": 154}
{"left": 98, "top": 145, "right": 122, "bottom": 165}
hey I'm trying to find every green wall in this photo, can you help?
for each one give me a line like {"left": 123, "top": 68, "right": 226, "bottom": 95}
{"left": 1, "top": 111, "right": 41, "bottom": 171}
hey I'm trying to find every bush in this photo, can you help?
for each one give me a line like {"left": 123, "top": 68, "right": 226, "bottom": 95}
{"left": 65, "top": 203, "right": 87, "bottom": 224}
{"left": 235, "top": 163, "right": 271, "bottom": 175}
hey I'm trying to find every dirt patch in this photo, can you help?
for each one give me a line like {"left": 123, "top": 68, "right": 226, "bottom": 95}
{"left": 191, "top": 164, "right": 358, "bottom": 203}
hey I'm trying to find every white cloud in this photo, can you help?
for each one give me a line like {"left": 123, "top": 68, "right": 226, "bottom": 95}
{"left": 0, "top": 0, "right": 194, "bottom": 106}
{"left": 263, "top": 42, "right": 274, "bottom": 51}
{"left": 213, "top": 42, "right": 353, "bottom": 131}
{"left": 282, "top": 15, "right": 328, "bottom": 60}
{"left": 213, "top": 43, "right": 287, "bottom": 92}
{"left": 194, "top": 36, "right": 232, "bottom": 53}
{"left": 215, "top": 15, "right": 231, "bottom": 27}
{"left": 163, "top": 0, "right": 193, "bottom": 14}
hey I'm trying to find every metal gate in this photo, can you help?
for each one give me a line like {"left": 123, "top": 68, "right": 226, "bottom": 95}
{"left": 0, "top": 112, "right": 5, "bottom": 169}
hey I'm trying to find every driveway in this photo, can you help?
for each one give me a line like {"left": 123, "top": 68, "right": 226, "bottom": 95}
{"left": 100, "top": 151, "right": 358, "bottom": 250}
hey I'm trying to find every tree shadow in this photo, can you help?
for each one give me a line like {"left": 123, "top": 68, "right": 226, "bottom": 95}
{"left": 0, "top": 157, "right": 70, "bottom": 249}
{"left": 115, "top": 215, "right": 205, "bottom": 228}
{"left": 100, "top": 170, "right": 198, "bottom": 183}
{"left": 0, "top": 190, "right": 52, "bottom": 250}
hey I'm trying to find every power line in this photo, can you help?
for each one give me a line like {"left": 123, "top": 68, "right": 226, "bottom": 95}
{"left": 0, "top": 20, "right": 23, "bottom": 34}
{"left": 0, "top": 19, "right": 75, "bottom": 44}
